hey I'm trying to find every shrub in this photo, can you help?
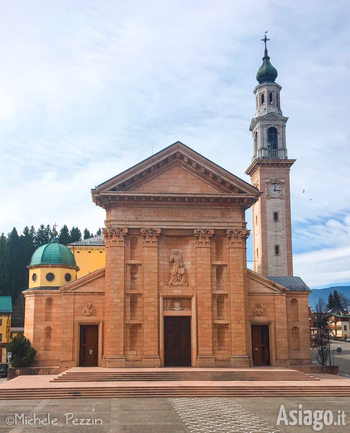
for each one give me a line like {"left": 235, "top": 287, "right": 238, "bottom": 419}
{"left": 6, "top": 335, "right": 37, "bottom": 367}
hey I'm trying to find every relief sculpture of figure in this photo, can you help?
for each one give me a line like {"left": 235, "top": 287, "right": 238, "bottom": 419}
{"left": 168, "top": 249, "right": 188, "bottom": 286}
{"left": 83, "top": 303, "right": 96, "bottom": 316}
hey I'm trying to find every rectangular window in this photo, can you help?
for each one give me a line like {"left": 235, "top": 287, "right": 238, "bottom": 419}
{"left": 0, "top": 319, "right": 2, "bottom": 326}
{"left": 344, "top": 325, "right": 347, "bottom": 331}
{"left": 0, "top": 334, "right": 2, "bottom": 342}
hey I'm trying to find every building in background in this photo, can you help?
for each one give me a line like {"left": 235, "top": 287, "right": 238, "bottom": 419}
{"left": 0, "top": 297, "right": 12, "bottom": 363}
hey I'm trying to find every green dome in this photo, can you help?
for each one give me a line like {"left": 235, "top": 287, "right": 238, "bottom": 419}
{"left": 256, "top": 50, "right": 278, "bottom": 84}
{"left": 30, "top": 239, "right": 77, "bottom": 267}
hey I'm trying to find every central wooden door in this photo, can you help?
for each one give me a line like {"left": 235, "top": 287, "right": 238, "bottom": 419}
{"left": 252, "top": 325, "right": 270, "bottom": 366}
{"left": 79, "top": 325, "right": 98, "bottom": 367}
{"left": 164, "top": 317, "right": 191, "bottom": 367}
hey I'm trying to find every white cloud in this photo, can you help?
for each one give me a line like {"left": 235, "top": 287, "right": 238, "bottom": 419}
{"left": 0, "top": 0, "right": 350, "bottom": 287}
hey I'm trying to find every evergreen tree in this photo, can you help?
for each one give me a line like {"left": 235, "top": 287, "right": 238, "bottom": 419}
{"left": 0, "top": 233, "right": 8, "bottom": 296}
{"left": 83, "top": 228, "right": 92, "bottom": 239}
{"left": 327, "top": 293, "right": 334, "bottom": 311}
{"left": 35, "top": 224, "right": 53, "bottom": 247}
{"left": 333, "top": 290, "right": 342, "bottom": 312}
{"left": 59, "top": 225, "right": 70, "bottom": 245}
{"left": 69, "top": 227, "right": 82, "bottom": 243}
{"left": 96, "top": 228, "right": 102, "bottom": 236}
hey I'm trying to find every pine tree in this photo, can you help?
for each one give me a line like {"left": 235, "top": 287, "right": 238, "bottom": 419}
{"left": 35, "top": 224, "right": 52, "bottom": 247}
{"left": 0, "top": 233, "right": 8, "bottom": 296}
{"left": 59, "top": 225, "right": 70, "bottom": 245}
{"left": 69, "top": 227, "right": 82, "bottom": 243}
{"left": 96, "top": 228, "right": 102, "bottom": 236}
{"left": 327, "top": 293, "right": 334, "bottom": 311}
{"left": 83, "top": 228, "right": 92, "bottom": 239}
{"left": 333, "top": 290, "right": 342, "bottom": 312}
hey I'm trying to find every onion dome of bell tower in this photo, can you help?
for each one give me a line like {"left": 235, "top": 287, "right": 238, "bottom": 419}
{"left": 256, "top": 33, "right": 278, "bottom": 84}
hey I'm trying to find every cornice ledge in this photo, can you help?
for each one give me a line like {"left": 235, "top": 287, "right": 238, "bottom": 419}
{"left": 245, "top": 158, "right": 296, "bottom": 176}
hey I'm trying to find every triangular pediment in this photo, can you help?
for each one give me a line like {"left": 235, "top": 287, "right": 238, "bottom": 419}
{"left": 60, "top": 267, "right": 105, "bottom": 293}
{"left": 92, "top": 142, "right": 260, "bottom": 207}
{"left": 247, "top": 269, "right": 287, "bottom": 294}
{"left": 129, "top": 164, "right": 223, "bottom": 194}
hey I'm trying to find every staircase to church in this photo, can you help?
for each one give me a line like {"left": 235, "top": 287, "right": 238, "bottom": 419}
{"left": 1, "top": 368, "right": 350, "bottom": 399}
{"left": 51, "top": 368, "right": 318, "bottom": 382}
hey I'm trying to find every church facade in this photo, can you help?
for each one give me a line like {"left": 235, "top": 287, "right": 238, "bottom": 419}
{"left": 24, "top": 44, "right": 311, "bottom": 370}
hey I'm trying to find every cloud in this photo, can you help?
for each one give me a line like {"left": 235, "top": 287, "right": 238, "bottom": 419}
{"left": 0, "top": 1, "right": 350, "bottom": 288}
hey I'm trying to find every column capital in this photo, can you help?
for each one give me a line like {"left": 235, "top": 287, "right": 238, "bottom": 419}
{"left": 194, "top": 229, "right": 214, "bottom": 247}
{"left": 141, "top": 228, "right": 161, "bottom": 246}
{"left": 103, "top": 226, "right": 128, "bottom": 246}
{"left": 226, "top": 229, "right": 250, "bottom": 247}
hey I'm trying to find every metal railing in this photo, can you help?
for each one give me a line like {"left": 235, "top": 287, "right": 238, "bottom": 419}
{"left": 268, "top": 149, "right": 279, "bottom": 158}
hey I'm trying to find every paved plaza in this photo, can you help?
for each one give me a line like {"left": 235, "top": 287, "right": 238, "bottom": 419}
{"left": 0, "top": 396, "right": 349, "bottom": 433}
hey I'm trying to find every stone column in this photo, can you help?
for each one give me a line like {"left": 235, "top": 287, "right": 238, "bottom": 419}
{"left": 141, "top": 228, "right": 161, "bottom": 367}
{"left": 102, "top": 226, "right": 128, "bottom": 367}
{"left": 227, "top": 228, "right": 251, "bottom": 367}
{"left": 195, "top": 229, "right": 215, "bottom": 367}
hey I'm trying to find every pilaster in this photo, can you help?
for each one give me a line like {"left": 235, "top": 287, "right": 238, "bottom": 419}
{"left": 60, "top": 293, "right": 75, "bottom": 368}
{"left": 195, "top": 229, "right": 215, "bottom": 366}
{"left": 102, "top": 226, "right": 127, "bottom": 367}
{"left": 141, "top": 228, "right": 161, "bottom": 366}
{"left": 227, "top": 228, "right": 251, "bottom": 367}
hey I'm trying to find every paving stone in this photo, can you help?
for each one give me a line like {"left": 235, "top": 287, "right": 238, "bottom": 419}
{"left": 168, "top": 397, "right": 281, "bottom": 433}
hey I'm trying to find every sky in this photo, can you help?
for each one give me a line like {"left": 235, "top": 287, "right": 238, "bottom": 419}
{"left": 0, "top": 0, "right": 349, "bottom": 289}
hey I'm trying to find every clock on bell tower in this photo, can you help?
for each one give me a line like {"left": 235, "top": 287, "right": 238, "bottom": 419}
{"left": 246, "top": 34, "right": 295, "bottom": 277}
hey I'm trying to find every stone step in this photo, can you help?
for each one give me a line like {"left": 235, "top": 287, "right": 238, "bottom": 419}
{"left": 0, "top": 386, "right": 349, "bottom": 400}
{"left": 52, "top": 369, "right": 318, "bottom": 382}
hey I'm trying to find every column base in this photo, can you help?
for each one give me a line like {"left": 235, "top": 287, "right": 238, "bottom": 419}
{"left": 103, "top": 355, "right": 126, "bottom": 368}
{"left": 230, "top": 355, "right": 250, "bottom": 367}
{"left": 197, "top": 355, "right": 215, "bottom": 367}
{"left": 141, "top": 355, "right": 161, "bottom": 368}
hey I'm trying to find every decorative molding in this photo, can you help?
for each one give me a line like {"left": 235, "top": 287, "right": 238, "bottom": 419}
{"left": 141, "top": 228, "right": 161, "bottom": 246}
{"left": 102, "top": 226, "right": 128, "bottom": 245}
{"left": 82, "top": 303, "right": 96, "bottom": 316}
{"left": 226, "top": 229, "right": 250, "bottom": 246}
{"left": 253, "top": 303, "right": 266, "bottom": 317}
{"left": 168, "top": 249, "right": 188, "bottom": 286}
{"left": 194, "top": 229, "right": 214, "bottom": 247}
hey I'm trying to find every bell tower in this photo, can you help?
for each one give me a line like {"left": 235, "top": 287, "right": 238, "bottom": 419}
{"left": 246, "top": 34, "right": 295, "bottom": 277}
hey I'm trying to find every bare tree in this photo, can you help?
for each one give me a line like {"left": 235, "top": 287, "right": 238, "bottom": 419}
{"left": 314, "top": 297, "right": 330, "bottom": 366}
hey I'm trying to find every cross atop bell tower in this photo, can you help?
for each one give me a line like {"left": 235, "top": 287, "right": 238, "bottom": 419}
{"left": 250, "top": 33, "right": 289, "bottom": 160}
{"left": 246, "top": 35, "right": 295, "bottom": 277}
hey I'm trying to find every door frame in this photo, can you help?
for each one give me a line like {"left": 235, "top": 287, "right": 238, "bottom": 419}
{"left": 75, "top": 320, "right": 103, "bottom": 367}
{"left": 249, "top": 319, "right": 275, "bottom": 366}
{"left": 160, "top": 294, "right": 197, "bottom": 367}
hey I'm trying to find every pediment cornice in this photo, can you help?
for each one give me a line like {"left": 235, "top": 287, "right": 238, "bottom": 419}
{"left": 60, "top": 267, "right": 105, "bottom": 293}
{"left": 92, "top": 141, "right": 261, "bottom": 209}
{"left": 247, "top": 269, "right": 288, "bottom": 294}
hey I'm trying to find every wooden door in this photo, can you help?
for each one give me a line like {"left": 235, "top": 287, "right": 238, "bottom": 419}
{"left": 79, "top": 325, "right": 98, "bottom": 367}
{"left": 252, "top": 325, "right": 270, "bottom": 366}
{"left": 164, "top": 317, "right": 191, "bottom": 366}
